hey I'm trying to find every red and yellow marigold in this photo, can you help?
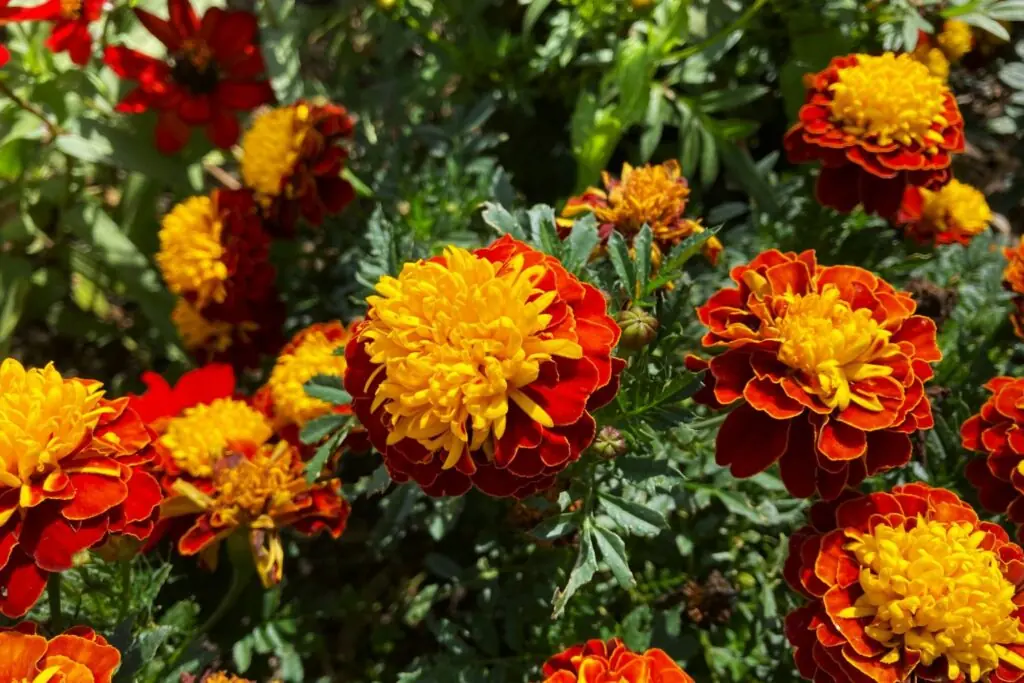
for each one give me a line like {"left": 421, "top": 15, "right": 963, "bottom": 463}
{"left": 0, "top": 359, "right": 162, "bottom": 618}
{"left": 784, "top": 52, "right": 965, "bottom": 218}
{"left": 171, "top": 295, "right": 285, "bottom": 371}
{"left": 0, "top": 622, "right": 120, "bottom": 683}
{"left": 559, "top": 160, "right": 722, "bottom": 267}
{"left": 345, "top": 235, "right": 624, "bottom": 498}
{"left": 164, "top": 440, "right": 349, "bottom": 587}
{"left": 240, "top": 101, "right": 356, "bottom": 236}
{"left": 200, "top": 674, "right": 253, "bottom": 683}
{"left": 542, "top": 638, "right": 694, "bottom": 683}
{"left": 963, "top": 377, "right": 1024, "bottom": 536}
{"left": 689, "top": 249, "right": 940, "bottom": 499}
{"left": 897, "top": 179, "right": 992, "bottom": 246}
{"left": 784, "top": 484, "right": 1024, "bottom": 683}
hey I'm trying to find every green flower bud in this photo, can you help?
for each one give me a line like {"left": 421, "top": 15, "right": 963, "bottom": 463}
{"left": 616, "top": 307, "right": 659, "bottom": 351}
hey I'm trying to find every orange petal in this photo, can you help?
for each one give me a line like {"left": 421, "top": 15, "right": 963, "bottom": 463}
{"left": 0, "top": 631, "right": 48, "bottom": 680}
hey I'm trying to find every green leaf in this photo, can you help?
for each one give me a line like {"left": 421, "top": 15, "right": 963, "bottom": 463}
{"left": 645, "top": 227, "right": 720, "bottom": 292}
{"left": 481, "top": 202, "right": 527, "bottom": 240}
{"left": 303, "top": 374, "right": 352, "bottom": 406}
{"left": 58, "top": 119, "right": 191, "bottom": 188}
{"left": 527, "top": 204, "right": 561, "bottom": 256}
{"left": 717, "top": 141, "right": 781, "bottom": 216}
{"left": 0, "top": 255, "right": 31, "bottom": 353}
{"left": 523, "top": 0, "right": 555, "bottom": 34}
{"left": 607, "top": 230, "right": 636, "bottom": 300}
{"left": 562, "top": 213, "right": 600, "bottom": 274}
{"left": 592, "top": 524, "right": 635, "bottom": 589}
{"left": 552, "top": 522, "right": 598, "bottom": 618}
{"left": 989, "top": 0, "right": 1024, "bottom": 21}
{"left": 699, "top": 125, "right": 719, "bottom": 185}
{"left": 679, "top": 120, "right": 701, "bottom": 178}
{"left": 530, "top": 512, "right": 580, "bottom": 541}
{"left": 260, "top": 0, "right": 304, "bottom": 102}
{"left": 299, "top": 413, "right": 349, "bottom": 445}
{"left": 305, "top": 427, "right": 347, "bottom": 484}
{"left": 614, "top": 457, "right": 685, "bottom": 490}
{"left": 598, "top": 492, "right": 667, "bottom": 537}
{"left": 634, "top": 224, "right": 653, "bottom": 296}
{"left": 615, "top": 37, "right": 652, "bottom": 125}
{"left": 698, "top": 85, "right": 770, "bottom": 113}
{"left": 640, "top": 86, "right": 667, "bottom": 162}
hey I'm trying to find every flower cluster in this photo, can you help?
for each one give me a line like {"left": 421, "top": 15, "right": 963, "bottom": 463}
{"left": 0, "top": 623, "right": 121, "bottom": 682}
{"left": 785, "top": 52, "right": 965, "bottom": 219}
{"left": 346, "top": 235, "right": 624, "bottom": 498}
{"left": 689, "top": 249, "right": 941, "bottom": 499}
{"left": 130, "top": 364, "right": 349, "bottom": 586}
{"left": 1004, "top": 239, "right": 1024, "bottom": 339}
{"left": 0, "top": 359, "right": 162, "bottom": 617}
{"left": 784, "top": 484, "right": 1024, "bottom": 683}
{"left": 157, "top": 188, "right": 284, "bottom": 369}
{"left": 542, "top": 638, "right": 694, "bottom": 683}
{"left": 104, "top": 0, "right": 274, "bottom": 154}
{"left": 913, "top": 20, "right": 975, "bottom": 79}
{"left": 896, "top": 179, "right": 992, "bottom": 245}
{"left": 559, "top": 160, "right": 722, "bottom": 269}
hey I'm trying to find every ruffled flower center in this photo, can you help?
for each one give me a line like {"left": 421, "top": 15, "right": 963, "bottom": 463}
{"left": 842, "top": 519, "right": 1024, "bottom": 682}
{"left": 59, "top": 0, "right": 81, "bottom": 19}
{"left": 0, "top": 359, "right": 112, "bottom": 489}
{"left": 172, "top": 38, "right": 219, "bottom": 94}
{"left": 200, "top": 442, "right": 304, "bottom": 525}
{"left": 268, "top": 329, "right": 347, "bottom": 427}
{"left": 157, "top": 196, "right": 228, "bottom": 308}
{"left": 160, "top": 397, "right": 273, "bottom": 478}
{"left": 829, "top": 53, "right": 949, "bottom": 151}
{"left": 240, "top": 104, "right": 312, "bottom": 199}
{"left": 596, "top": 161, "right": 690, "bottom": 237}
{"left": 920, "top": 180, "right": 991, "bottom": 237}
{"left": 360, "top": 246, "right": 583, "bottom": 468}
{"left": 768, "top": 285, "right": 897, "bottom": 411}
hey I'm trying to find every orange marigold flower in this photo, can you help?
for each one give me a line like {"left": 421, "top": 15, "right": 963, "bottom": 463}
{"left": 240, "top": 101, "right": 356, "bottom": 236}
{"left": 201, "top": 673, "right": 254, "bottom": 683}
{"left": 345, "top": 235, "right": 625, "bottom": 498}
{"left": 784, "top": 484, "right": 1024, "bottom": 683}
{"left": 0, "top": 622, "right": 121, "bottom": 682}
{"left": 962, "top": 377, "right": 1024, "bottom": 536}
{"left": 784, "top": 52, "right": 965, "bottom": 218}
{"left": 542, "top": 638, "right": 694, "bottom": 683}
{"left": 1005, "top": 238, "right": 1024, "bottom": 296}
{"left": 897, "top": 179, "right": 992, "bottom": 245}
{"left": 689, "top": 249, "right": 941, "bottom": 500}
{"left": 559, "top": 160, "right": 722, "bottom": 266}
{"left": 0, "top": 359, "right": 162, "bottom": 618}
{"left": 166, "top": 440, "right": 349, "bottom": 587}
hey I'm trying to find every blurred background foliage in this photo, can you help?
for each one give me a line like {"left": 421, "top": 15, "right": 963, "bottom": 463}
{"left": 4, "top": 0, "right": 1024, "bottom": 681}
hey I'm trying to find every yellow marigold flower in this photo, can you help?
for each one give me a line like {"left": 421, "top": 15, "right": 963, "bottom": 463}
{"left": 938, "top": 19, "right": 974, "bottom": 61}
{"left": 172, "top": 298, "right": 235, "bottom": 353}
{"left": 912, "top": 43, "right": 951, "bottom": 80}
{"left": 157, "top": 196, "right": 228, "bottom": 308}
{"left": 241, "top": 105, "right": 311, "bottom": 199}
{"left": 560, "top": 160, "right": 721, "bottom": 265}
{"left": 898, "top": 179, "right": 992, "bottom": 245}
{"left": 158, "top": 396, "right": 273, "bottom": 479}
{"left": 265, "top": 321, "right": 354, "bottom": 429}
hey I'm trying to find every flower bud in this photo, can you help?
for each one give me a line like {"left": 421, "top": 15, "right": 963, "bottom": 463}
{"left": 592, "top": 425, "right": 627, "bottom": 460}
{"left": 616, "top": 307, "right": 659, "bottom": 351}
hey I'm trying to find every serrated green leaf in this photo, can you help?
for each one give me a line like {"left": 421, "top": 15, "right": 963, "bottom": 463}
{"left": 530, "top": 512, "right": 580, "bottom": 541}
{"left": 527, "top": 204, "right": 561, "bottom": 256}
{"left": 481, "top": 202, "right": 526, "bottom": 240}
{"left": 598, "top": 492, "right": 667, "bottom": 537}
{"left": 592, "top": 524, "right": 635, "bottom": 589}
{"left": 299, "top": 413, "right": 349, "bottom": 445}
{"left": 563, "top": 213, "right": 600, "bottom": 273}
{"left": 634, "top": 225, "right": 653, "bottom": 297}
{"left": 607, "top": 230, "right": 636, "bottom": 300}
{"left": 303, "top": 374, "right": 352, "bottom": 406}
{"left": 552, "top": 522, "right": 598, "bottom": 618}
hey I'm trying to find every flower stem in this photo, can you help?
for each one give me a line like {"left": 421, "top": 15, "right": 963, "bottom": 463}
{"left": 0, "top": 80, "right": 62, "bottom": 139}
{"left": 686, "top": 413, "right": 729, "bottom": 431}
{"left": 47, "top": 574, "right": 63, "bottom": 631}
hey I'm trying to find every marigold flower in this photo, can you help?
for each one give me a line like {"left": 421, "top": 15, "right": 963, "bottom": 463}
{"left": 784, "top": 52, "right": 965, "bottom": 218}
{"left": 0, "top": 622, "right": 120, "bottom": 683}
{"left": 165, "top": 440, "right": 349, "bottom": 587}
{"left": 1005, "top": 239, "right": 1024, "bottom": 296}
{"left": 240, "top": 101, "right": 356, "bottom": 235}
{"left": 7, "top": 0, "right": 102, "bottom": 65}
{"left": 345, "top": 235, "right": 624, "bottom": 498}
{"left": 784, "top": 484, "right": 1024, "bottom": 683}
{"left": 542, "top": 638, "right": 694, "bottom": 683}
{"left": 912, "top": 43, "right": 951, "bottom": 80}
{"left": 962, "top": 377, "right": 1024, "bottom": 533}
{"left": 559, "top": 160, "right": 722, "bottom": 266}
{"left": 0, "top": 359, "right": 162, "bottom": 617}
{"left": 897, "top": 179, "right": 992, "bottom": 245}
{"left": 938, "top": 19, "right": 974, "bottom": 62}
{"left": 689, "top": 249, "right": 940, "bottom": 499}
{"left": 171, "top": 295, "right": 285, "bottom": 371}
{"left": 201, "top": 673, "right": 253, "bottom": 683}
{"left": 103, "top": 0, "right": 273, "bottom": 154}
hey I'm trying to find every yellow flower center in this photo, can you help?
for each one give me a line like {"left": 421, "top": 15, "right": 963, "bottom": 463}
{"left": 201, "top": 674, "right": 253, "bottom": 683}
{"left": 920, "top": 180, "right": 991, "bottom": 238}
{"left": 766, "top": 284, "right": 897, "bottom": 411}
{"left": 360, "top": 246, "right": 584, "bottom": 468}
{"left": 841, "top": 519, "right": 1024, "bottom": 682}
{"left": 240, "top": 104, "right": 312, "bottom": 199}
{"left": 938, "top": 19, "right": 973, "bottom": 61}
{"left": 171, "top": 299, "right": 235, "bottom": 353}
{"left": 160, "top": 398, "right": 273, "bottom": 478}
{"left": 0, "top": 359, "right": 112, "bottom": 491}
{"left": 268, "top": 330, "right": 347, "bottom": 427}
{"left": 596, "top": 161, "right": 691, "bottom": 238}
{"left": 829, "top": 53, "right": 949, "bottom": 150}
{"left": 59, "top": 0, "right": 81, "bottom": 18}
{"left": 157, "top": 196, "right": 228, "bottom": 309}
{"left": 203, "top": 442, "right": 305, "bottom": 526}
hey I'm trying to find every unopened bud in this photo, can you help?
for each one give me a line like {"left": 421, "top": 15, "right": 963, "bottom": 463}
{"left": 616, "top": 307, "right": 659, "bottom": 351}
{"left": 592, "top": 425, "right": 627, "bottom": 460}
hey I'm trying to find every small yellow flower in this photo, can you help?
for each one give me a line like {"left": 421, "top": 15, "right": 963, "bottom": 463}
{"left": 157, "top": 196, "right": 228, "bottom": 308}
{"left": 240, "top": 104, "right": 313, "bottom": 200}
{"left": 171, "top": 299, "right": 235, "bottom": 353}
{"left": 938, "top": 19, "right": 974, "bottom": 61}
{"left": 912, "top": 43, "right": 951, "bottom": 80}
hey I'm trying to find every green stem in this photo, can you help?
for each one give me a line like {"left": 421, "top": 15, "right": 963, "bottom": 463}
{"left": 48, "top": 574, "right": 63, "bottom": 631}
{"left": 686, "top": 412, "right": 729, "bottom": 430}
{"left": 659, "top": 0, "right": 770, "bottom": 65}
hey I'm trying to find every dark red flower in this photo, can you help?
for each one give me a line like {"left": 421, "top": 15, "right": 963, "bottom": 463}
{"left": 103, "top": 0, "right": 273, "bottom": 154}
{"left": 8, "top": 0, "right": 103, "bottom": 65}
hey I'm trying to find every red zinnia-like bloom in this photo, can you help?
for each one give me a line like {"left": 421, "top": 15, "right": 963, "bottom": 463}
{"left": 542, "top": 638, "right": 694, "bottom": 683}
{"left": 784, "top": 52, "right": 964, "bottom": 218}
{"left": 689, "top": 249, "right": 940, "bottom": 499}
{"left": 240, "top": 101, "right": 356, "bottom": 236}
{"left": 345, "top": 235, "right": 624, "bottom": 498}
{"left": 784, "top": 484, "right": 1024, "bottom": 682}
{"left": 0, "top": 622, "right": 121, "bottom": 682}
{"left": 0, "top": 0, "right": 14, "bottom": 67}
{"left": 8, "top": 0, "right": 103, "bottom": 65}
{"left": 103, "top": 0, "right": 274, "bottom": 154}
{"left": 963, "top": 377, "right": 1024, "bottom": 536}
{"left": 0, "top": 359, "right": 162, "bottom": 618}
